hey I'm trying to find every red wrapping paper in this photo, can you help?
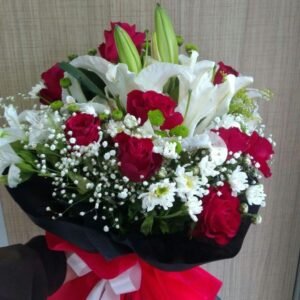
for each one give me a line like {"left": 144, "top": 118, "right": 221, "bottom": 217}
{"left": 46, "top": 232, "right": 222, "bottom": 300}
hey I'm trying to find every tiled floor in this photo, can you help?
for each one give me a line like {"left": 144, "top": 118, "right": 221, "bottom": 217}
{"left": 0, "top": 202, "right": 8, "bottom": 247}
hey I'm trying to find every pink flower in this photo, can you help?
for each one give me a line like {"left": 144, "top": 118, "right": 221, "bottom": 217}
{"left": 98, "top": 22, "right": 146, "bottom": 63}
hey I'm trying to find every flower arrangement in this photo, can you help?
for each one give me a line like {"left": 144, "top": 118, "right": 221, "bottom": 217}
{"left": 1, "top": 4, "right": 275, "bottom": 299}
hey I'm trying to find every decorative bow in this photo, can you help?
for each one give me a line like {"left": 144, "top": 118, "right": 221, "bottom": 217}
{"left": 68, "top": 253, "right": 141, "bottom": 300}
{"left": 46, "top": 233, "right": 222, "bottom": 300}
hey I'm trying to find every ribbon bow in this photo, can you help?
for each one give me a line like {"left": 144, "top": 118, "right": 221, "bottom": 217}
{"left": 68, "top": 253, "right": 141, "bottom": 300}
{"left": 47, "top": 233, "right": 222, "bottom": 300}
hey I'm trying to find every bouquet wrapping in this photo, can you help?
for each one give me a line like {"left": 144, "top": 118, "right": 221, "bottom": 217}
{"left": 2, "top": 4, "right": 274, "bottom": 299}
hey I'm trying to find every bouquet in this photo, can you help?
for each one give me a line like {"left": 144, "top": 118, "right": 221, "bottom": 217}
{"left": 1, "top": 4, "right": 275, "bottom": 299}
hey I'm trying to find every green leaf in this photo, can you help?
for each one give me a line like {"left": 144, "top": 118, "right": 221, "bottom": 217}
{"left": 35, "top": 144, "right": 60, "bottom": 166}
{"left": 140, "top": 214, "right": 154, "bottom": 235}
{"left": 16, "top": 161, "right": 36, "bottom": 173}
{"left": 78, "top": 68, "right": 106, "bottom": 100}
{"left": 68, "top": 172, "right": 92, "bottom": 195}
{"left": 59, "top": 62, "right": 106, "bottom": 99}
{"left": 159, "top": 220, "right": 170, "bottom": 234}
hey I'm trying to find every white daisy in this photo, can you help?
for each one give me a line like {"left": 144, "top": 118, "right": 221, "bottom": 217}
{"left": 228, "top": 166, "right": 249, "bottom": 194}
{"left": 185, "top": 196, "right": 203, "bottom": 222}
{"left": 139, "top": 179, "right": 176, "bottom": 212}
{"left": 246, "top": 184, "right": 266, "bottom": 206}
{"left": 175, "top": 166, "right": 205, "bottom": 199}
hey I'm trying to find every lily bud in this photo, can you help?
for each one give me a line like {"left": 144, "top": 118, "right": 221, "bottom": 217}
{"left": 87, "top": 48, "right": 97, "bottom": 56}
{"left": 68, "top": 53, "right": 78, "bottom": 61}
{"left": 154, "top": 3, "right": 178, "bottom": 63}
{"left": 50, "top": 100, "right": 64, "bottom": 111}
{"left": 151, "top": 32, "right": 162, "bottom": 61}
{"left": 114, "top": 25, "right": 142, "bottom": 73}
{"left": 185, "top": 43, "right": 199, "bottom": 55}
{"left": 112, "top": 109, "right": 124, "bottom": 121}
{"left": 176, "top": 35, "right": 184, "bottom": 47}
{"left": 170, "top": 125, "right": 189, "bottom": 138}
{"left": 60, "top": 77, "right": 72, "bottom": 89}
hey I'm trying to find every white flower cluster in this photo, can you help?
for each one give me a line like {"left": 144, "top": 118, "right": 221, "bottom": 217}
{"left": 139, "top": 165, "right": 208, "bottom": 222}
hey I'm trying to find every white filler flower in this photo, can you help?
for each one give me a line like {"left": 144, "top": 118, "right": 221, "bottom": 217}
{"left": 199, "top": 155, "right": 219, "bottom": 178}
{"left": 139, "top": 179, "right": 176, "bottom": 211}
{"left": 246, "top": 184, "right": 266, "bottom": 206}
{"left": 228, "top": 166, "right": 249, "bottom": 194}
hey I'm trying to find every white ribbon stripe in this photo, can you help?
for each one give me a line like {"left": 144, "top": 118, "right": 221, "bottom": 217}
{"left": 67, "top": 253, "right": 142, "bottom": 300}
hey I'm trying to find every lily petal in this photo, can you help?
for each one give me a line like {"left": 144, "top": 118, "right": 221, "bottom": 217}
{"left": 7, "top": 164, "right": 21, "bottom": 188}
{"left": 0, "top": 144, "right": 21, "bottom": 175}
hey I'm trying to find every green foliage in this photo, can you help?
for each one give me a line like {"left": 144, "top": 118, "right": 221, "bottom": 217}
{"left": 170, "top": 124, "right": 189, "bottom": 138}
{"left": 154, "top": 130, "right": 168, "bottom": 137}
{"left": 60, "top": 77, "right": 72, "bottom": 88}
{"left": 163, "top": 77, "right": 179, "bottom": 102}
{"left": 99, "top": 112, "right": 109, "bottom": 121}
{"left": 68, "top": 172, "right": 93, "bottom": 195}
{"left": 148, "top": 109, "right": 165, "bottom": 126}
{"left": 140, "top": 213, "right": 154, "bottom": 235}
{"left": 112, "top": 109, "right": 124, "bottom": 121}
{"left": 67, "top": 103, "right": 80, "bottom": 112}
{"left": 87, "top": 48, "right": 97, "bottom": 56}
{"left": 35, "top": 144, "right": 60, "bottom": 166}
{"left": 50, "top": 100, "right": 64, "bottom": 111}
{"left": 185, "top": 43, "right": 198, "bottom": 55}
{"left": 67, "top": 53, "right": 78, "bottom": 61}
{"left": 229, "top": 88, "right": 256, "bottom": 118}
{"left": 78, "top": 68, "right": 106, "bottom": 100}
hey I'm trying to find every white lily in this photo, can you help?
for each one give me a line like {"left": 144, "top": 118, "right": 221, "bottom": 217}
{"left": 0, "top": 144, "right": 21, "bottom": 181}
{"left": 19, "top": 109, "right": 54, "bottom": 146}
{"left": 194, "top": 75, "right": 254, "bottom": 134}
{"left": 0, "top": 105, "right": 24, "bottom": 147}
{"left": 63, "top": 53, "right": 253, "bottom": 136}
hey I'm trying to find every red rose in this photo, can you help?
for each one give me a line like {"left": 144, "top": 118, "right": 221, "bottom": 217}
{"left": 213, "top": 62, "right": 239, "bottom": 85}
{"left": 114, "top": 132, "right": 162, "bottom": 182}
{"left": 65, "top": 113, "right": 100, "bottom": 146}
{"left": 40, "top": 63, "right": 64, "bottom": 105}
{"left": 247, "top": 131, "right": 274, "bottom": 177}
{"left": 98, "top": 22, "right": 146, "bottom": 63}
{"left": 216, "top": 127, "right": 274, "bottom": 177}
{"left": 192, "top": 184, "right": 241, "bottom": 245}
{"left": 127, "top": 90, "right": 183, "bottom": 130}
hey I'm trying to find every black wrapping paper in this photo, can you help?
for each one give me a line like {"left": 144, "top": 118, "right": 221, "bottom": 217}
{"left": 6, "top": 176, "right": 259, "bottom": 271}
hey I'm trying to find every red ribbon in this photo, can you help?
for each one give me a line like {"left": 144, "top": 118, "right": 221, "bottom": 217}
{"left": 46, "top": 232, "right": 222, "bottom": 300}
